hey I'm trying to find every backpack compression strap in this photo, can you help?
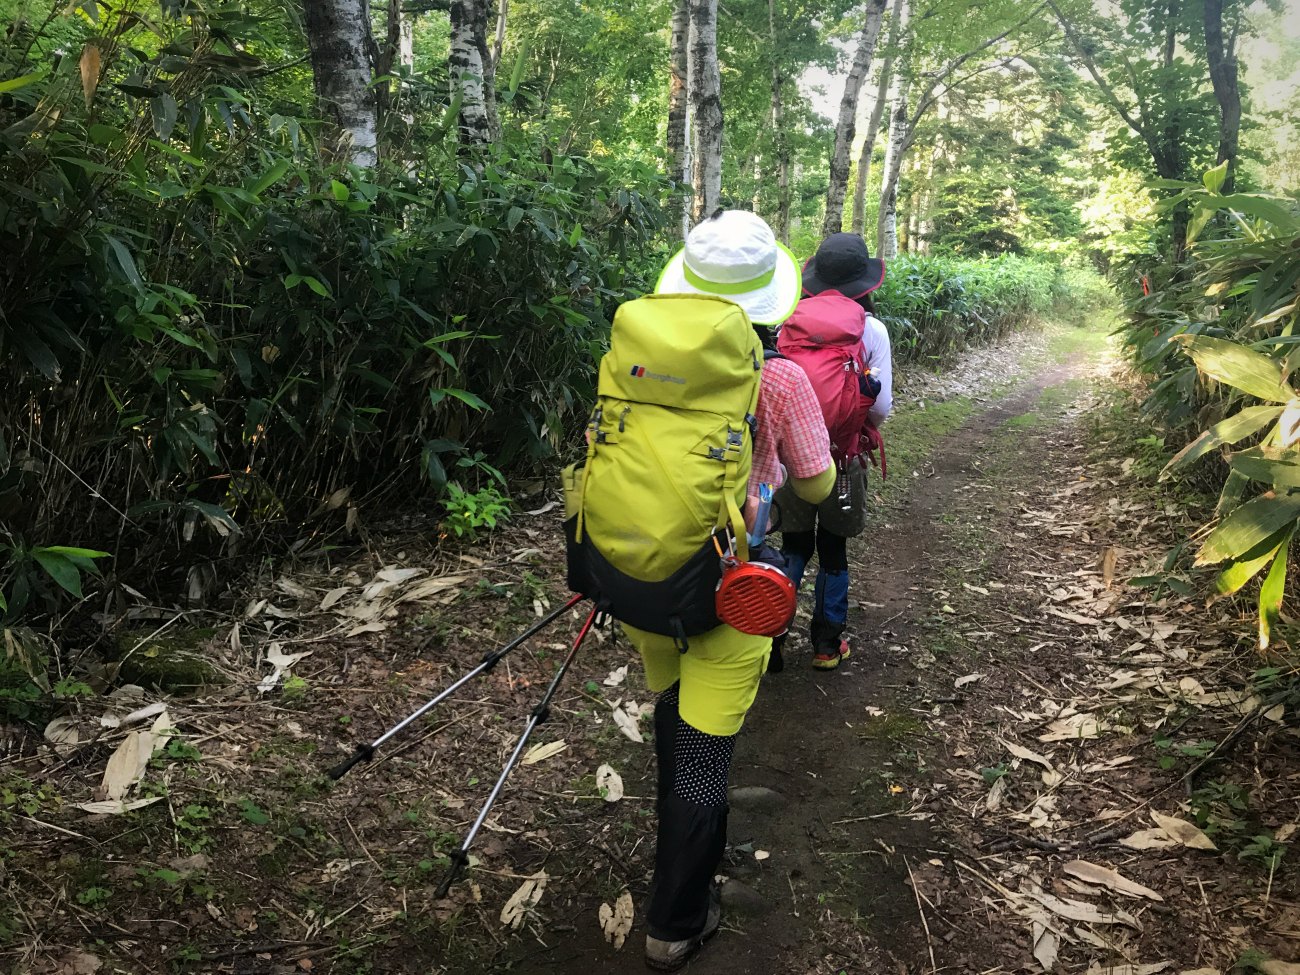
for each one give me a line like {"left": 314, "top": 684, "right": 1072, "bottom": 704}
{"left": 716, "top": 368, "right": 763, "bottom": 562}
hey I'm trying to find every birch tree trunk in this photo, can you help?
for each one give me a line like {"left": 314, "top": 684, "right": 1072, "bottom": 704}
{"left": 770, "top": 0, "right": 791, "bottom": 242}
{"left": 400, "top": 10, "right": 414, "bottom": 69}
{"left": 688, "top": 0, "right": 723, "bottom": 223}
{"left": 303, "top": 0, "right": 378, "bottom": 167}
{"left": 492, "top": 0, "right": 509, "bottom": 72}
{"left": 822, "top": 0, "right": 889, "bottom": 236}
{"left": 875, "top": 70, "right": 911, "bottom": 257}
{"left": 667, "top": 0, "right": 691, "bottom": 236}
{"left": 851, "top": 0, "right": 906, "bottom": 235}
{"left": 449, "top": 0, "right": 500, "bottom": 146}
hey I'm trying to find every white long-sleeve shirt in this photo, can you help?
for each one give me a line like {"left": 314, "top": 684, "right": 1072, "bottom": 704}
{"left": 862, "top": 314, "right": 893, "bottom": 427}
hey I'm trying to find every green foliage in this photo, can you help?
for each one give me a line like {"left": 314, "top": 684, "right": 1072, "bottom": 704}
{"left": 1123, "top": 172, "right": 1300, "bottom": 648}
{"left": 875, "top": 254, "right": 1114, "bottom": 362}
{"left": 0, "top": 0, "right": 667, "bottom": 625}
{"left": 441, "top": 484, "right": 511, "bottom": 541}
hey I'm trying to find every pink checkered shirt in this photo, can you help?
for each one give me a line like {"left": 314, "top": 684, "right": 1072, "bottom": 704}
{"left": 749, "top": 357, "right": 832, "bottom": 493}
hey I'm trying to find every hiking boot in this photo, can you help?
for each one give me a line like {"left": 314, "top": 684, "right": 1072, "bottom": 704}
{"left": 811, "top": 638, "right": 850, "bottom": 670}
{"left": 811, "top": 623, "right": 849, "bottom": 671}
{"left": 645, "top": 883, "right": 721, "bottom": 972}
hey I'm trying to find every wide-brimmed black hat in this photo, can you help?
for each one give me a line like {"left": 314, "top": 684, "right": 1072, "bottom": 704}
{"left": 802, "top": 233, "right": 886, "bottom": 298}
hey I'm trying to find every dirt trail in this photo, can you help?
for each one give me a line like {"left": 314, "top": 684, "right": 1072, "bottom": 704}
{"left": 501, "top": 340, "right": 1098, "bottom": 975}
{"left": 31, "top": 323, "right": 1290, "bottom": 975}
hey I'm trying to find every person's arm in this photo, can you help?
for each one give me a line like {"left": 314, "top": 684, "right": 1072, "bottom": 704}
{"left": 790, "top": 466, "right": 835, "bottom": 503}
{"left": 863, "top": 315, "right": 894, "bottom": 426}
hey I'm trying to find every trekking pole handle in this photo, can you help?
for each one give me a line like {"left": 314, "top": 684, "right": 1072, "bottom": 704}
{"left": 327, "top": 743, "right": 375, "bottom": 780}
{"left": 435, "top": 605, "right": 599, "bottom": 898}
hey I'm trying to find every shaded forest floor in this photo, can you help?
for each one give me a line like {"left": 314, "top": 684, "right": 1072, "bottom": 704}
{"left": 5, "top": 322, "right": 1300, "bottom": 975}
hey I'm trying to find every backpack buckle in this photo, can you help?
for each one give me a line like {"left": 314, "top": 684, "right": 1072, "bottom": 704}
{"left": 726, "top": 428, "right": 744, "bottom": 449}
{"left": 707, "top": 446, "right": 726, "bottom": 461}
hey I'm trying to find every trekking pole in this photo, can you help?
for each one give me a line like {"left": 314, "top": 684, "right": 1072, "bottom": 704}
{"left": 327, "top": 592, "right": 586, "bottom": 780}
{"left": 435, "top": 604, "right": 600, "bottom": 898}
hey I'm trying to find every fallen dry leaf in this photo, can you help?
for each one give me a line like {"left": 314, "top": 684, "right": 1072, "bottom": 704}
{"left": 44, "top": 716, "right": 82, "bottom": 753}
{"left": 397, "top": 574, "right": 468, "bottom": 603}
{"left": 1030, "top": 912, "right": 1060, "bottom": 971}
{"left": 320, "top": 586, "right": 351, "bottom": 610}
{"left": 1259, "top": 962, "right": 1300, "bottom": 975}
{"left": 1120, "top": 829, "right": 1178, "bottom": 851}
{"left": 1062, "top": 860, "right": 1163, "bottom": 901}
{"left": 1088, "top": 964, "right": 1172, "bottom": 975}
{"left": 754, "top": 850, "right": 771, "bottom": 861}
{"left": 955, "top": 673, "right": 985, "bottom": 688}
{"left": 611, "top": 705, "right": 644, "bottom": 743}
{"left": 1024, "top": 889, "right": 1140, "bottom": 928}
{"left": 500, "top": 871, "right": 547, "bottom": 929}
{"left": 101, "top": 729, "right": 153, "bottom": 800}
{"left": 596, "top": 764, "right": 624, "bottom": 802}
{"left": 1150, "top": 811, "right": 1217, "bottom": 851}
{"left": 598, "top": 891, "right": 634, "bottom": 949}
{"left": 75, "top": 796, "right": 165, "bottom": 815}
{"left": 603, "top": 665, "right": 628, "bottom": 687}
{"left": 521, "top": 740, "right": 568, "bottom": 765}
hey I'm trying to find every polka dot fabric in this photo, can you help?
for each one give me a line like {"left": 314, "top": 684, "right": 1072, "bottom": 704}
{"left": 672, "top": 718, "right": 736, "bottom": 808}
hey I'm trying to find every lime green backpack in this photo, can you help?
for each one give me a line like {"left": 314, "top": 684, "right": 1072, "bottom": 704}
{"left": 564, "top": 294, "right": 763, "bottom": 648}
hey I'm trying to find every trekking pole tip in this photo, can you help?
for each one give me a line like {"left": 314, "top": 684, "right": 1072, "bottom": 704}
{"left": 326, "top": 743, "right": 375, "bottom": 780}
{"left": 434, "top": 849, "right": 470, "bottom": 899}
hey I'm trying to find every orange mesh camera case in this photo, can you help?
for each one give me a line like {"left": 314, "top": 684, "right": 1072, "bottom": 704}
{"left": 714, "top": 562, "right": 796, "bottom": 637}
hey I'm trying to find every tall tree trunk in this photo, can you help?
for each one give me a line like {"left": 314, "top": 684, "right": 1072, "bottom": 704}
{"left": 667, "top": 0, "right": 691, "bottom": 235}
{"left": 822, "top": 0, "right": 889, "bottom": 237}
{"left": 850, "top": 0, "right": 905, "bottom": 236}
{"left": 769, "top": 0, "right": 791, "bottom": 243}
{"left": 449, "top": 0, "right": 500, "bottom": 146}
{"left": 1203, "top": 0, "right": 1241, "bottom": 193}
{"left": 492, "top": 0, "right": 509, "bottom": 71}
{"left": 400, "top": 9, "right": 415, "bottom": 70}
{"left": 875, "top": 70, "right": 910, "bottom": 257}
{"left": 303, "top": 0, "right": 378, "bottom": 166}
{"left": 689, "top": 0, "right": 723, "bottom": 223}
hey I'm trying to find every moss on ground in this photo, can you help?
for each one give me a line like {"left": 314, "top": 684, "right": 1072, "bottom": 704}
{"left": 110, "top": 627, "right": 226, "bottom": 690}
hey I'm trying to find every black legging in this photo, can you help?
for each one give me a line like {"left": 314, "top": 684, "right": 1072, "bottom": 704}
{"left": 781, "top": 525, "right": 849, "bottom": 573}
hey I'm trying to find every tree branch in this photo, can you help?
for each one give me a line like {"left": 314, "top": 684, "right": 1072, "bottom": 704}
{"left": 1045, "top": 0, "right": 1152, "bottom": 143}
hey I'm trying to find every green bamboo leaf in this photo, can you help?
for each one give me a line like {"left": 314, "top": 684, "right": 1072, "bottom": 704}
{"left": 1214, "top": 527, "right": 1289, "bottom": 595}
{"left": 1259, "top": 529, "right": 1294, "bottom": 650}
{"left": 1202, "top": 161, "right": 1229, "bottom": 193}
{"left": 1175, "top": 335, "right": 1293, "bottom": 403}
{"left": 104, "top": 234, "right": 145, "bottom": 292}
{"left": 1197, "top": 493, "right": 1300, "bottom": 566}
{"left": 247, "top": 158, "right": 292, "bottom": 197}
{"left": 31, "top": 551, "right": 83, "bottom": 598}
{"left": 0, "top": 70, "right": 47, "bottom": 93}
{"left": 1162, "top": 404, "right": 1284, "bottom": 477}
{"left": 1231, "top": 450, "right": 1300, "bottom": 489}
{"left": 39, "top": 546, "right": 110, "bottom": 559}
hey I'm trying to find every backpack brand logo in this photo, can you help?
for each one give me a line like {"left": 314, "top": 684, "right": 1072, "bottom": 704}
{"left": 629, "top": 365, "right": 686, "bottom": 385}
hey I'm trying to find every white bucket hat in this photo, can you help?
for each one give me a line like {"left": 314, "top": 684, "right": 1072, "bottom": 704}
{"left": 655, "top": 210, "right": 801, "bottom": 325}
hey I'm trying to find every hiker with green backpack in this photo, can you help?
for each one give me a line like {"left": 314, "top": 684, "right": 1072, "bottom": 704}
{"left": 770, "top": 232, "right": 894, "bottom": 672}
{"left": 564, "top": 210, "right": 833, "bottom": 971}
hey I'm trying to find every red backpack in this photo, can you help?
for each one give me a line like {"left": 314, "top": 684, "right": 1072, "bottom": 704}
{"left": 777, "top": 290, "right": 875, "bottom": 461}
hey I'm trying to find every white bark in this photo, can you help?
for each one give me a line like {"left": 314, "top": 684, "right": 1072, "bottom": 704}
{"left": 688, "top": 0, "right": 722, "bottom": 223}
{"left": 303, "top": 0, "right": 378, "bottom": 167}
{"left": 667, "top": 0, "right": 690, "bottom": 236}
{"left": 400, "top": 9, "right": 414, "bottom": 69}
{"left": 822, "top": 0, "right": 889, "bottom": 237}
{"left": 450, "top": 0, "right": 500, "bottom": 146}
{"left": 851, "top": 0, "right": 906, "bottom": 235}
{"left": 876, "top": 66, "right": 911, "bottom": 258}
{"left": 492, "top": 0, "right": 509, "bottom": 71}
